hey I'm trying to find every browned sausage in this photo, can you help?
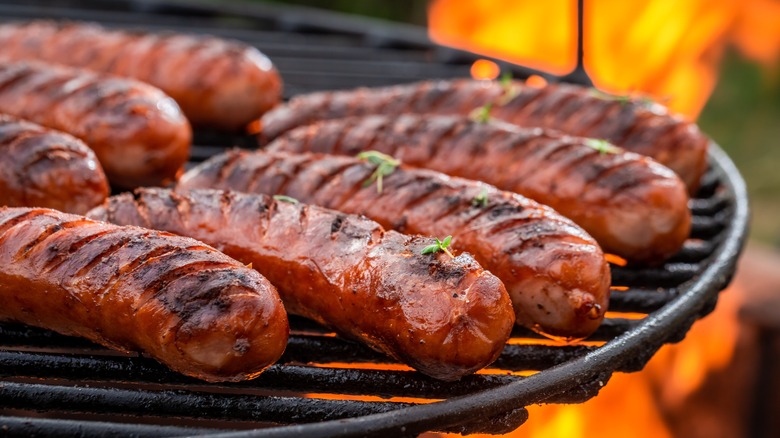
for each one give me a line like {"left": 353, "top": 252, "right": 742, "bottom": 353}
{"left": 0, "top": 207, "right": 288, "bottom": 382}
{"left": 177, "top": 150, "right": 611, "bottom": 341}
{"left": 0, "top": 61, "right": 191, "bottom": 188}
{"left": 0, "top": 20, "right": 283, "bottom": 131}
{"left": 266, "top": 114, "right": 691, "bottom": 264}
{"left": 258, "top": 79, "right": 708, "bottom": 193}
{"left": 88, "top": 188, "right": 514, "bottom": 380}
{"left": 0, "top": 114, "right": 109, "bottom": 214}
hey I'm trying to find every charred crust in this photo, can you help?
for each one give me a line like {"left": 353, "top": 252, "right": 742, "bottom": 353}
{"left": 330, "top": 215, "right": 345, "bottom": 234}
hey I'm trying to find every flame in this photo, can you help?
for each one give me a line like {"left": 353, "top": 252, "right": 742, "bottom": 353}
{"left": 429, "top": 0, "right": 780, "bottom": 117}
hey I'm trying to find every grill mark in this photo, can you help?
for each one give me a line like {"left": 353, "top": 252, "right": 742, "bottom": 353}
{"left": 0, "top": 66, "right": 32, "bottom": 95}
{"left": 423, "top": 119, "right": 467, "bottom": 162}
{"left": 95, "top": 242, "right": 185, "bottom": 303}
{"left": 577, "top": 101, "right": 622, "bottom": 137}
{"left": 498, "top": 86, "right": 547, "bottom": 123}
{"left": 0, "top": 210, "right": 48, "bottom": 243}
{"left": 412, "top": 81, "right": 452, "bottom": 113}
{"left": 515, "top": 140, "right": 583, "bottom": 182}
{"left": 579, "top": 159, "right": 642, "bottom": 193}
{"left": 244, "top": 155, "right": 286, "bottom": 194}
{"left": 382, "top": 175, "right": 445, "bottom": 214}
{"left": 544, "top": 147, "right": 604, "bottom": 184}
{"left": 41, "top": 228, "right": 122, "bottom": 273}
{"left": 307, "top": 160, "right": 365, "bottom": 206}
{"left": 18, "top": 141, "right": 89, "bottom": 175}
{"left": 214, "top": 150, "right": 246, "bottom": 187}
{"left": 142, "top": 259, "right": 237, "bottom": 305}
{"left": 542, "top": 91, "right": 583, "bottom": 127}
{"left": 273, "top": 155, "right": 311, "bottom": 196}
{"left": 71, "top": 233, "right": 139, "bottom": 279}
{"left": 13, "top": 220, "right": 72, "bottom": 259}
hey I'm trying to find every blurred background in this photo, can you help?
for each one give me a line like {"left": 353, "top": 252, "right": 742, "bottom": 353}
{"left": 256, "top": 1, "right": 779, "bottom": 437}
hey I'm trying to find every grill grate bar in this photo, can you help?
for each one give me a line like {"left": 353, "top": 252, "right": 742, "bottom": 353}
{"left": 0, "top": 381, "right": 412, "bottom": 425}
{"left": 0, "top": 416, "right": 221, "bottom": 438}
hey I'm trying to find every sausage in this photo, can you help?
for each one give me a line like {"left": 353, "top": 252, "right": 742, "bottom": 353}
{"left": 0, "top": 61, "right": 191, "bottom": 188}
{"left": 0, "top": 20, "right": 283, "bottom": 131}
{"left": 0, "top": 207, "right": 289, "bottom": 382}
{"left": 0, "top": 115, "right": 109, "bottom": 214}
{"left": 88, "top": 188, "right": 514, "bottom": 380}
{"left": 177, "top": 150, "right": 611, "bottom": 341}
{"left": 258, "top": 79, "right": 708, "bottom": 193}
{"left": 266, "top": 114, "right": 691, "bottom": 264}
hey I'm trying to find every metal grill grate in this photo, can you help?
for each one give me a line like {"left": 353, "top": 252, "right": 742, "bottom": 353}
{"left": 0, "top": 1, "right": 749, "bottom": 436}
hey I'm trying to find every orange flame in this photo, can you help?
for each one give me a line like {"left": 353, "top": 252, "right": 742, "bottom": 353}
{"left": 428, "top": 0, "right": 780, "bottom": 117}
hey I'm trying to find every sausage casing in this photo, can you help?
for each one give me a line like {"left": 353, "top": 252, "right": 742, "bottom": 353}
{"left": 0, "top": 207, "right": 289, "bottom": 382}
{"left": 0, "top": 61, "right": 191, "bottom": 188}
{"left": 178, "top": 150, "right": 611, "bottom": 341}
{"left": 0, "top": 20, "right": 282, "bottom": 131}
{"left": 0, "top": 115, "right": 109, "bottom": 214}
{"left": 88, "top": 188, "right": 514, "bottom": 380}
{"left": 266, "top": 114, "right": 691, "bottom": 263}
{"left": 259, "top": 79, "right": 708, "bottom": 192}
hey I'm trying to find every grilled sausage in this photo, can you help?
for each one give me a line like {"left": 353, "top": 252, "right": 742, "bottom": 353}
{"left": 0, "top": 20, "right": 283, "bottom": 131}
{"left": 0, "top": 207, "right": 288, "bottom": 382}
{"left": 0, "top": 115, "right": 109, "bottom": 214}
{"left": 266, "top": 114, "right": 691, "bottom": 263}
{"left": 88, "top": 188, "right": 514, "bottom": 380}
{"left": 177, "top": 150, "right": 611, "bottom": 341}
{"left": 258, "top": 79, "right": 708, "bottom": 192}
{"left": 0, "top": 61, "right": 191, "bottom": 188}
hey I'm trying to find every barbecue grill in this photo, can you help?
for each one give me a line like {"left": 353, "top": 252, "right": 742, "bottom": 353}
{"left": 0, "top": 0, "right": 750, "bottom": 436}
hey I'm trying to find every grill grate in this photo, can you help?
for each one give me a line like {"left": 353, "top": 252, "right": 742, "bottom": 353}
{"left": 0, "top": 0, "right": 749, "bottom": 436}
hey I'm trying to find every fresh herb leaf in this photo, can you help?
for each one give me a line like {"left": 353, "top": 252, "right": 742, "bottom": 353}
{"left": 589, "top": 88, "right": 632, "bottom": 105}
{"left": 584, "top": 138, "right": 622, "bottom": 155}
{"left": 497, "top": 71, "right": 518, "bottom": 105}
{"left": 469, "top": 102, "right": 493, "bottom": 123}
{"left": 472, "top": 187, "right": 489, "bottom": 207}
{"left": 421, "top": 235, "right": 455, "bottom": 258}
{"left": 357, "top": 151, "right": 400, "bottom": 193}
{"left": 273, "top": 194, "right": 299, "bottom": 204}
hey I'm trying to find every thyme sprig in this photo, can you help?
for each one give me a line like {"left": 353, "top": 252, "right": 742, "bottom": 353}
{"left": 469, "top": 102, "right": 493, "bottom": 123}
{"left": 421, "top": 235, "right": 454, "bottom": 258}
{"left": 472, "top": 187, "right": 489, "bottom": 207}
{"left": 584, "top": 138, "right": 622, "bottom": 155}
{"left": 357, "top": 151, "right": 400, "bottom": 194}
{"left": 273, "top": 195, "right": 299, "bottom": 204}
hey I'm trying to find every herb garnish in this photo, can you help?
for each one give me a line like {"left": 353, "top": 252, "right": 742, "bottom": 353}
{"left": 421, "top": 235, "right": 454, "bottom": 258}
{"left": 469, "top": 102, "right": 493, "bottom": 123}
{"left": 273, "top": 195, "right": 299, "bottom": 204}
{"left": 497, "top": 71, "right": 518, "bottom": 105}
{"left": 584, "top": 138, "right": 622, "bottom": 155}
{"left": 357, "top": 151, "right": 400, "bottom": 194}
{"left": 589, "top": 88, "right": 656, "bottom": 107}
{"left": 472, "top": 187, "right": 489, "bottom": 207}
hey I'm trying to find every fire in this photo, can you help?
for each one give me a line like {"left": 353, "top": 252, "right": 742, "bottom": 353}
{"left": 429, "top": 0, "right": 780, "bottom": 117}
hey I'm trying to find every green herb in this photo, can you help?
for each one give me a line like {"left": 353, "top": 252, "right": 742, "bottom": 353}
{"left": 469, "top": 102, "right": 493, "bottom": 123}
{"left": 421, "top": 235, "right": 454, "bottom": 258}
{"left": 584, "top": 138, "right": 622, "bottom": 155}
{"left": 273, "top": 195, "right": 299, "bottom": 204}
{"left": 589, "top": 88, "right": 632, "bottom": 105}
{"left": 497, "top": 71, "right": 518, "bottom": 105}
{"left": 472, "top": 187, "right": 489, "bottom": 207}
{"left": 357, "top": 151, "right": 400, "bottom": 193}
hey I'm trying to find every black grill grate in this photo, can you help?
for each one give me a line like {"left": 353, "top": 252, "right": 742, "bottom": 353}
{"left": 0, "top": 1, "right": 749, "bottom": 436}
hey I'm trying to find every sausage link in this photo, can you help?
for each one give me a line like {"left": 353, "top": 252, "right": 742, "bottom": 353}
{"left": 0, "top": 115, "right": 109, "bottom": 214}
{"left": 266, "top": 114, "right": 691, "bottom": 264}
{"left": 0, "top": 61, "right": 191, "bottom": 188}
{"left": 0, "top": 207, "right": 288, "bottom": 382}
{"left": 88, "top": 188, "right": 514, "bottom": 380}
{"left": 0, "top": 20, "right": 282, "bottom": 131}
{"left": 177, "top": 150, "right": 611, "bottom": 341}
{"left": 258, "top": 79, "right": 708, "bottom": 193}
